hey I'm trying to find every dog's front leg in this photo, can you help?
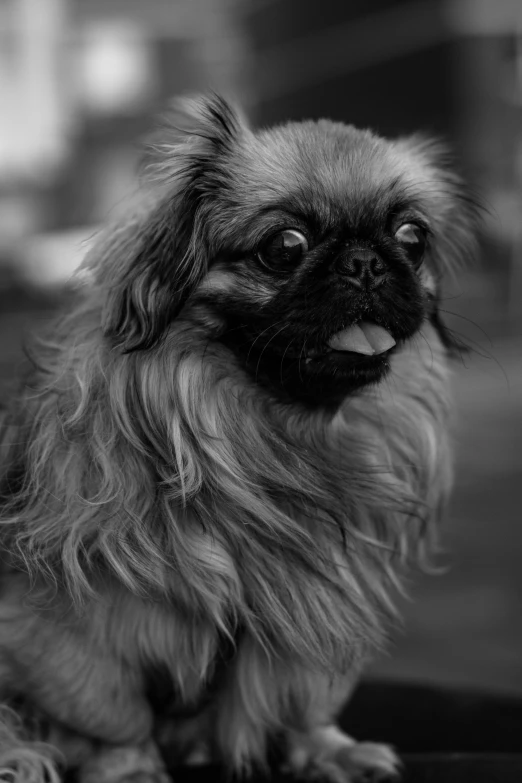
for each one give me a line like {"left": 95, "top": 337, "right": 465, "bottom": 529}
{"left": 215, "top": 635, "right": 399, "bottom": 782}
{"left": 0, "top": 583, "right": 168, "bottom": 783}
{"left": 18, "top": 634, "right": 169, "bottom": 783}
{"left": 30, "top": 631, "right": 171, "bottom": 783}
{"left": 284, "top": 671, "right": 400, "bottom": 783}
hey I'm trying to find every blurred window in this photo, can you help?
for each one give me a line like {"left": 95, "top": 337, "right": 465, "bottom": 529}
{"left": 78, "top": 20, "right": 157, "bottom": 116}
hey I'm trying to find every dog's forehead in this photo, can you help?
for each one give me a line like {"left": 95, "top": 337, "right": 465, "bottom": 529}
{"left": 236, "top": 120, "right": 417, "bottom": 221}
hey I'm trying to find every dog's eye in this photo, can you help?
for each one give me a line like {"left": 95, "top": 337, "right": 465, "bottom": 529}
{"left": 394, "top": 223, "right": 427, "bottom": 269}
{"left": 257, "top": 229, "right": 308, "bottom": 271}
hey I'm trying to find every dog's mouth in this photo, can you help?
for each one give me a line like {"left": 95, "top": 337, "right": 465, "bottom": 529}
{"left": 311, "top": 321, "right": 396, "bottom": 362}
{"left": 272, "top": 321, "right": 397, "bottom": 363}
{"left": 219, "top": 316, "right": 401, "bottom": 408}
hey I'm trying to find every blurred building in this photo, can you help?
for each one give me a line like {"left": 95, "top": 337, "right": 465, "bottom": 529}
{"left": 0, "top": 0, "right": 250, "bottom": 285}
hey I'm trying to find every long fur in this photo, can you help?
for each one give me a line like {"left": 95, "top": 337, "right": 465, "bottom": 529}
{"left": 0, "top": 95, "right": 479, "bottom": 781}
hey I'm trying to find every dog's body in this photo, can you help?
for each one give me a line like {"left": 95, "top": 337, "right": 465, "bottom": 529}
{"left": 0, "top": 97, "right": 478, "bottom": 782}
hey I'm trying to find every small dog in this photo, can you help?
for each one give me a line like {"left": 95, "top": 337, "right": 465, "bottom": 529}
{"left": 0, "top": 95, "right": 479, "bottom": 782}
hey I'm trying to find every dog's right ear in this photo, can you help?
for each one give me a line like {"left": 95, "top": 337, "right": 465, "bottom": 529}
{"left": 91, "top": 94, "right": 246, "bottom": 352}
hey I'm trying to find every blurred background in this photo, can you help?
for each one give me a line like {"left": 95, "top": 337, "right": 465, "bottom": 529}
{"left": 0, "top": 0, "right": 521, "bottom": 697}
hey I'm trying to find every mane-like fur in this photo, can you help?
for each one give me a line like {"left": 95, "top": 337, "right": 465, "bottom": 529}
{"left": 0, "top": 297, "right": 452, "bottom": 671}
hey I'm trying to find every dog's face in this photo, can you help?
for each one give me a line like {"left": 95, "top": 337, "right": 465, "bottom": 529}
{"left": 197, "top": 122, "right": 433, "bottom": 407}
{"left": 101, "top": 96, "right": 478, "bottom": 408}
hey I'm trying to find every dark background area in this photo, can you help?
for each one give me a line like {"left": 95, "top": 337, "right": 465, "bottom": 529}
{"left": 1, "top": 0, "right": 522, "bottom": 747}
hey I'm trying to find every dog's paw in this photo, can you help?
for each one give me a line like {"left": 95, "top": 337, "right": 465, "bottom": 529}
{"left": 77, "top": 742, "right": 171, "bottom": 783}
{"left": 287, "top": 726, "right": 400, "bottom": 783}
{"left": 331, "top": 742, "right": 400, "bottom": 782}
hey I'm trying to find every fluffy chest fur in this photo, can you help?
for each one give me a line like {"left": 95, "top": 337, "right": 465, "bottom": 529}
{"left": 1, "top": 315, "right": 450, "bottom": 689}
{"left": 44, "top": 318, "right": 451, "bottom": 691}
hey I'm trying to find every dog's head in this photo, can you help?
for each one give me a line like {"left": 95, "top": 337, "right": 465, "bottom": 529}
{"left": 98, "top": 95, "right": 479, "bottom": 408}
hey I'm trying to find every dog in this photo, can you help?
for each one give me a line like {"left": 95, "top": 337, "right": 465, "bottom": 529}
{"left": 0, "top": 95, "right": 479, "bottom": 782}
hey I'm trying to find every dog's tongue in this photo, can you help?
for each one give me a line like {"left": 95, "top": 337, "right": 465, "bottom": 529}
{"left": 327, "top": 321, "right": 396, "bottom": 355}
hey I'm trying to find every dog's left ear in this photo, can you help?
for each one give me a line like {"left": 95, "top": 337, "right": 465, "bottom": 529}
{"left": 93, "top": 94, "right": 246, "bottom": 352}
{"left": 395, "top": 135, "right": 483, "bottom": 275}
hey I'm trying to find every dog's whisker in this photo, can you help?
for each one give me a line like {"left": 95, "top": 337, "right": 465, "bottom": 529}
{"left": 246, "top": 319, "right": 287, "bottom": 365}
{"left": 436, "top": 308, "right": 493, "bottom": 345}
{"left": 254, "top": 324, "right": 287, "bottom": 383}
{"left": 279, "top": 337, "right": 297, "bottom": 386}
{"left": 297, "top": 338, "right": 309, "bottom": 384}
{"left": 416, "top": 330, "right": 435, "bottom": 373}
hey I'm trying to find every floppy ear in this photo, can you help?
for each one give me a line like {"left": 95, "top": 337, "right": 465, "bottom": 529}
{"left": 95, "top": 94, "right": 245, "bottom": 352}
{"left": 395, "top": 135, "right": 483, "bottom": 275}
{"left": 396, "top": 136, "right": 483, "bottom": 356}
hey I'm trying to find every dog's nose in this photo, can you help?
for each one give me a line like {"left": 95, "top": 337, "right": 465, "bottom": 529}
{"left": 335, "top": 249, "right": 387, "bottom": 290}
